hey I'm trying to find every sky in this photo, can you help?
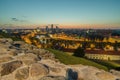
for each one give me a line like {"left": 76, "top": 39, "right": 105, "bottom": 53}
{"left": 0, "top": 0, "right": 120, "bottom": 29}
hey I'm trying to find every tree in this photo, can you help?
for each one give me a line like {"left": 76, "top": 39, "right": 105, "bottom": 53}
{"left": 73, "top": 47, "right": 85, "bottom": 57}
{"left": 114, "top": 41, "right": 118, "bottom": 51}
{"left": 82, "top": 41, "right": 87, "bottom": 49}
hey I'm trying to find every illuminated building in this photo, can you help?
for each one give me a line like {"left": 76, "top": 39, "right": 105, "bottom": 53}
{"left": 86, "top": 50, "right": 120, "bottom": 60}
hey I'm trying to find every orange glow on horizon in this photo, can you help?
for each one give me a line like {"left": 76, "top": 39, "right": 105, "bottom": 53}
{"left": 1, "top": 23, "right": 120, "bottom": 29}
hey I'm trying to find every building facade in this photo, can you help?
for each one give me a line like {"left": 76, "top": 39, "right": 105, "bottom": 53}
{"left": 85, "top": 50, "right": 120, "bottom": 60}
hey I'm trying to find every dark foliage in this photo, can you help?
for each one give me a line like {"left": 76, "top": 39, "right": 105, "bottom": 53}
{"left": 73, "top": 47, "right": 85, "bottom": 57}
{"left": 0, "top": 32, "right": 22, "bottom": 41}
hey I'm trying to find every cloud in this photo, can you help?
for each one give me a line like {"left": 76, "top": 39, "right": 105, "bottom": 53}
{"left": 11, "top": 17, "right": 28, "bottom": 22}
{"left": 11, "top": 18, "right": 19, "bottom": 21}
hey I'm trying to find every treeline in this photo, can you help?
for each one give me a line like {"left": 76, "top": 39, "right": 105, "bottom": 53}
{"left": 85, "top": 34, "right": 105, "bottom": 41}
{"left": 0, "top": 32, "right": 22, "bottom": 41}
{"left": 49, "top": 39, "right": 120, "bottom": 51}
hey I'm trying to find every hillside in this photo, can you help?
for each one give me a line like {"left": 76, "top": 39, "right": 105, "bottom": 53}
{"left": 47, "top": 48, "right": 108, "bottom": 70}
{"left": 0, "top": 38, "right": 120, "bottom": 80}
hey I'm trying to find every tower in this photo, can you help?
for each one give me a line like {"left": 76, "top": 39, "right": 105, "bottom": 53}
{"left": 46, "top": 26, "right": 49, "bottom": 32}
{"left": 51, "top": 24, "right": 53, "bottom": 31}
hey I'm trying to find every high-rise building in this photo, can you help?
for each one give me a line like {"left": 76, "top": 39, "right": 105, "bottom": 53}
{"left": 46, "top": 26, "right": 49, "bottom": 32}
{"left": 56, "top": 26, "right": 59, "bottom": 32}
{"left": 51, "top": 24, "right": 53, "bottom": 31}
{"left": 56, "top": 26, "right": 58, "bottom": 29}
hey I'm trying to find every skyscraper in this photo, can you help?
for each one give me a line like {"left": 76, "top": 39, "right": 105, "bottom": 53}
{"left": 51, "top": 24, "right": 53, "bottom": 31}
{"left": 46, "top": 26, "right": 49, "bottom": 32}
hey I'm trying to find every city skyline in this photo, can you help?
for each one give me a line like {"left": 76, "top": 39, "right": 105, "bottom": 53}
{"left": 0, "top": 0, "right": 120, "bottom": 29}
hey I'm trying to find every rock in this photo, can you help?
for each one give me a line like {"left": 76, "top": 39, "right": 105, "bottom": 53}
{"left": 12, "top": 41, "right": 36, "bottom": 51}
{"left": 30, "top": 63, "right": 49, "bottom": 77}
{"left": 0, "top": 47, "right": 8, "bottom": 55}
{"left": 16, "top": 53, "right": 40, "bottom": 61}
{"left": 38, "top": 49, "right": 55, "bottom": 60}
{"left": 110, "top": 70, "right": 120, "bottom": 78}
{"left": 0, "top": 39, "right": 13, "bottom": 49}
{"left": 39, "top": 76, "right": 66, "bottom": 80}
{"left": 0, "top": 56, "right": 13, "bottom": 64}
{"left": 13, "top": 41, "right": 25, "bottom": 45}
{"left": 6, "top": 49, "right": 18, "bottom": 56}
{"left": 27, "top": 49, "right": 55, "bottom": 60}
{"left": 22, "top": 59, "right": 37, "bottom": 65}
{"left": 96, "top": 72, "right": 116, "bottom": 80}
{"left": 39, "top": 59, "right": 66, "bottom": 77}
{"left": 15, "top": 53, "right": 41, "bottom": 65}
{"left": 0, "top": 38, "right": 13, "bottom": 43}
{"left": 8, "top": 51, "right": 17, "bottom": 56}
{"left": 15, "top": 67, "right": 29, "bottom": 80}
{"left": 77, "top": 66, "right": 100, "bottom": 80}
{"left": 0, "top": 60, "right": 23, "bottom": 76}
{"left": 50, "top": 67, "right": 61, "bottom": 73}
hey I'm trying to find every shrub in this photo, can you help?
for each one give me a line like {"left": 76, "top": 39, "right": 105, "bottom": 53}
{"left": 73, "top": 47, "right": 85, "bottom": 57}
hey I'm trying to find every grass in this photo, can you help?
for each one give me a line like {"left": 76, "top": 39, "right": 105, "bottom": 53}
{"left": 91, "top": 60, "right": 120, "bottom": 70}
{"left": 47, "top": 48, "right": 108, "bottom": 71}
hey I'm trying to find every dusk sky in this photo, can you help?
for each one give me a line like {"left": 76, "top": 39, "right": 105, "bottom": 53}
{"left": 0, "top": 0, "right": 120, "bottom": 29}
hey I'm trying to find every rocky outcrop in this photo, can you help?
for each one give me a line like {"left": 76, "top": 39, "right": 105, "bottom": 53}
{"left": 0, "top": 56, "right": 13, "bottom": 63}
{"left": 25, "top": 49, "right": 55, "bottom": 60}
{"left": 110, "top": 70, "right": 120, "bottom": 79}
{"left": 0, "top": 38, "right": 13, "bottom": 43}
{"left": 0, "top": 38, "right": 120, "bottom": 80}
{"left": 39, "top": 76, "right": 66, "bottom": 80}
{"left": 15, "top": 67, "right": 29, "bottom": 80}
{"left": 49, "top": 67, "right": 61, "bottom": 73}
{"left": 30, "top": 63, "right": 49, "bottom": 77}
{"left": 14, "top": 53, "right": 41, "bottom": 66}
{"left": 16, "top": 53, "right": 40, "bottom": 60}
{"left": 0, "top": 60, "right": 23, "bottom": 76}
{"left": 37, "top": 49, "right": 55, "bottom": 60}
{"left": 96, "top": 72, "right": 116, "bottom": 80}
{"left": 22, "top": 59, "right": 36, "bottom": 65}
{"left": 0, "top": 47, "right": 9, "bottom": 55}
